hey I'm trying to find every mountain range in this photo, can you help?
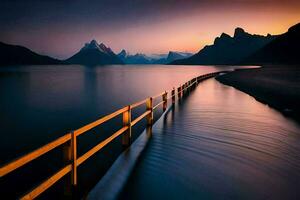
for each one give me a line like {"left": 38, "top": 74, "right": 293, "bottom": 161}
{"left": 0, "top": 40, "right": 123, "bottom": 66}
{"left": 0, "top": 22, "right": 299, "bottom": 66}
{"left": 166, "top": 51, "right": 194, "bottom": 63}
{"left": 0, "top": 40, "right": 191, "bottom": 66}
{"left": 117, "top": 50, "right": 193, "bottom": 64}
{"left": 172, "top": 23, "right": 300, "bottom": 65}
{"left": 171, "top": 28, "right": 277, "bottom": 65}
{"left": 0, "top": 42, "right": 62, "bottom": 66}
{"left": 242, "top": 23, "right": 300, "bottom": 65}
{"left": 65, "top": 40, "right": 123, "bottom": 65}
{"left": 117, "top": 50, "right": 152, "bottom": 64}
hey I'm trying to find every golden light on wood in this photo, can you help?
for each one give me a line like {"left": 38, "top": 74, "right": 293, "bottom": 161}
{"left": 0, "top": 71, "right": 224, "bottom": 199}
{"left": 163, "top": 91, "right": 168, "bottom": 111}
{"left": 146, "top": 97, "right": 153, "bottom": 125}
{"left": 172, "top": 88, "right": 175, "bottom": 105}
{"left": 74, "top": 106, "right": 129, "bottom": 136}
{"left": 122, "top": 106, "right": 131, "bottom": 146}
{"left": 177, "top": 86, "right": 181, "bottom": 99}
{"left": 20, "top": 165, "right": 72, "bottom": 200}
{"left": 0, "top": 133, "right": 71, "bottom": 177}
{"left": 131, "top": 110, "right": 151, "bottom": 126}
{"left": 71, "top": 131, "right": 77, "bottom": 186}
{"left": 76, "top": 126, "right": 129, "bottom": 166}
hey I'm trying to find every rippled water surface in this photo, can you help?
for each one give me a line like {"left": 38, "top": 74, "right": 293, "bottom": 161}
{"left": 0, "top": 64, "right": 242, "bottom": 198}
{"left": 1, "top": 65, "right": 299, "bottom": 199}
{"left": 119, "top": 78, "right": 300, "bottom": 200}
{"left": 0, "top": 65, "right": 227, "bottom": 162}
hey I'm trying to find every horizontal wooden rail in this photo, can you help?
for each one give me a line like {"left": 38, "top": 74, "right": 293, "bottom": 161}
{"left": 21, "top": 165, "right": 72, "bottom": 200}
{"left": 131, "top": 110, "right": 151, "bottom": 126}
{"left": 75, "top": 106, "right": 129, "bottom": 136}
{"left": 153, "top": 101, "right": 164, "bottom": 110}
{"left": 77, "top": 126, "right": 129, "bottom": 166}
{"left": 152, "top": 92, "right": 165, "bottom": 99}
{"left": 184, "top": 81, "right": 197, "bottom": 90}
{"left": 0, "top": 71, "right": 223, "bottom": 199}
{"left": 131, "top": 99, "right": 147, "bottom": 109}
{"left": 167, "top": 93, "right": 176, "bottom": 100}
{"left": 0, "top": 133, "right": 71, "bottom": 177}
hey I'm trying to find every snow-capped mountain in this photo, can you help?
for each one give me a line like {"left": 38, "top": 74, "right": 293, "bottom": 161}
{"left": 117, "top": 50, "right": 153, "bottom": 64}
{"left": 81, "top": 40, "right": 115, "bottom": 55}
{"left": 66, "top": 40, "right": 123, "bottom": 65}
{"left": 117, "top": 50, "right": 193, "bottom": 64}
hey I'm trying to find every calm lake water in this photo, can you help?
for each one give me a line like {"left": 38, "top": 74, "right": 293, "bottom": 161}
{"left": 0, "top": 65, "right": 299, "bottom": 199}
{"left": 118, "top": 78, "right": 300, "bottom": 200}
{"left": 0, "top": 65, "right": 229, "bottom": 162}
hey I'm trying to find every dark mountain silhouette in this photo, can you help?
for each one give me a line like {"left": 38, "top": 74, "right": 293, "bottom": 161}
{"left": 0, "top": 41, "right": 61, "bottom": 66}
{"left": 166, "top": 51, "right": 193, "bottom": 63}
{"left": 118, "top": 50, "right": 192, "bottom": 64}
{"left": 243, "top": 23, "right": 300, "bottom": 65}
{"left": 117, "top": 50, "right": 151, "bottom": 64}
{"left": 66, "top": 40, "right": 123, "bottom": 65}
{"left": 118, "top": 49, "right": 127, "bottom": 60}
{"left": 171, "top": 28, "right": 277, "bottom": 65}
{"left": 151, "top": 57, "right": 168, "bottom": 64}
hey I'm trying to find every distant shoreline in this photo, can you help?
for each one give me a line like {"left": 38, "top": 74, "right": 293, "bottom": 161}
{"left": 216, "top": 66, "right": 300, "bottom": 121}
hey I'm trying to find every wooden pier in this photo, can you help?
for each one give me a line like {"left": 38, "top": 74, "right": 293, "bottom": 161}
{"left": 0, "top": 71, "right": 224, "bottom": 199}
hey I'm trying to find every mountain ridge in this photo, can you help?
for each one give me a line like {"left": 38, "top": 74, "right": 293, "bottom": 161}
{"left": 1, "top": 23, "right": 299, "bottom": 66}
{"left": 118, "top": 50, "right": 192, "bottom": 64}
{"left": 65, "top": 40, "right": 124, "bottom": 65}
{"left": 0, "top": 41, "right": 62, "bottom": 66}
{"left": 171, "top": 27, "right": 277, "bottom": 65}
{"left": 242, "top": 23, "right": 300, "bottom": 65}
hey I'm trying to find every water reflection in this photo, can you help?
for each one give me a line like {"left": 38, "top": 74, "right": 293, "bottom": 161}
{"left": 2, "top": 64, "right": 245, "bottom": 198}
{"left": 119, "top": 78, "right": 300, "bottom": 200}
{"left": 0, "top": 64, "right": 235, "bottom": 162}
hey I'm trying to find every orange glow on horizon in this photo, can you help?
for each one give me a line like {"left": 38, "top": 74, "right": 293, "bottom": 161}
{"left": 2, "top": 1, "right": 300, "bottom": 58}
{"left": 103, "top": 5, "right": 300, "bottom": 56}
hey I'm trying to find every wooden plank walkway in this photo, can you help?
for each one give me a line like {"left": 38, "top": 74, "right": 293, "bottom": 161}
{"left": 89, "top": 77, "right": 300, "bottom": 200}
{"left": 87, "top": 75, "right": 222, "bottom": 200}
{"left": 0, "top": 72, "right": 223, "bottom": 199}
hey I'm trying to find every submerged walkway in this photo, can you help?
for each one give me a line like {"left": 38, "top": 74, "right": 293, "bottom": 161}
{"left": 89, "top": 78, "right": 300, "bottom": 200}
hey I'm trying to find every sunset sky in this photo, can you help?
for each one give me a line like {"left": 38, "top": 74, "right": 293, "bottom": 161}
{"left": 1, "top": 0, "right": 300, "bottom": 59}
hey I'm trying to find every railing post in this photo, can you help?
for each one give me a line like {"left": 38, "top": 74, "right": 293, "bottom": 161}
{"left": 172, "top": 87, "right": 175, "bottom": 105}
{"left": 71, "top": 131, "right": 77, "bottom": 187}
{"left": 0, "top": 73, "right": 220, "bottom": 198}
{"left": 177, "top": 86, "right": 181, "bottom": 99}
{"left": 146, "top": 97, "right": 153, "bottom": 125}
{"left": 186, "top": 82, "right": 188, "bottom": 93}
{"left": 122, "top": 106, "right": 131, "bottom": 146}
{"left": 63, "top": 131, "right": 77, "bottom": 196}
{"left": 163, "top": 91, "right": 167, "bottom": 111}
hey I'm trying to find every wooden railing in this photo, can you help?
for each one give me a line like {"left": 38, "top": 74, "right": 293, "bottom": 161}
{"left": 0, "top": 71, "right": 223, "bottom": 199}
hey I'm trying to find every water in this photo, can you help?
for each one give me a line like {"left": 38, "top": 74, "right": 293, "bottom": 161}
{"left": 0, "top": 65, "right": 226, "bottom": 162}
{"left": 0, "top": 64, "right": 240, "bottom": 198}
{"left": 1, "top": 65, "right": 299, "bottom": 199}
{"left": 118, "top": 78, "right": 300, "bottom": 200}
